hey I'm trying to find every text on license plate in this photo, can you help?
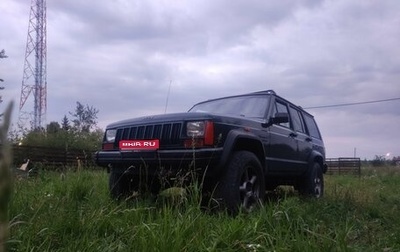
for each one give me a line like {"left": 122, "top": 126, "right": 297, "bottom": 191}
{"left": 119, "top": 140, "right": 159, "bottom": 150}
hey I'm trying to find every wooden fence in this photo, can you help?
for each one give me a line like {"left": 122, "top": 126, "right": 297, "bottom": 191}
{"left": 11, "top": 145, "right": 97, "bottom": 169}
{"left": 7, "top": 145, "right": 363, "bottom": 175}
{"left": 325, "top": 157, "right": 361, "bottom": 176}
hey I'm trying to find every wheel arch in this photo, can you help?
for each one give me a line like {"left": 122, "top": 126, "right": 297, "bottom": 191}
{"left": 219, "top": 130, "right": 266, "bottom": 173}
{"left": 308, "top": 150, "right": 326, "bottom": 173}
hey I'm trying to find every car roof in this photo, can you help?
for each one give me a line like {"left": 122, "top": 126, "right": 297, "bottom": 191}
{"left": 192, "top": 89, "right": 315, "bottom": 118}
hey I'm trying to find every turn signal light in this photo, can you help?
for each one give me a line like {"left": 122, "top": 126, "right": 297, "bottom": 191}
{"left": 184, "top": 121, "right": 214, "bottom": 148}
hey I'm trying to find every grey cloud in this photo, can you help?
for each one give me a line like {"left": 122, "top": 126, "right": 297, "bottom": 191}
{"left": 2, "top": 0, "right": 400, "bottom": 159}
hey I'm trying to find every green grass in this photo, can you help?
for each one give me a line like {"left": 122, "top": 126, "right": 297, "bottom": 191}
{"left": 5, "top": 167, "right": 400, "bottom": 251}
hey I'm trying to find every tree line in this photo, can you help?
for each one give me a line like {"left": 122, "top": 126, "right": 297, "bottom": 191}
{"left": 9, "top": 102, "right": 103, "bottom": 151}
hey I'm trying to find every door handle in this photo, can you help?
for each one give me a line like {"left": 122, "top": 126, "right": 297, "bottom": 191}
{"left": 289, "top": 132, "right": 297, "bottom": 138}
{"left": 305, "top": 137, "right": 312, "bottom": 142}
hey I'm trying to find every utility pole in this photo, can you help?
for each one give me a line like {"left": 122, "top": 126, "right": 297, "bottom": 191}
{"left": 19, "top": 0, "right": 47, "bottom": 130}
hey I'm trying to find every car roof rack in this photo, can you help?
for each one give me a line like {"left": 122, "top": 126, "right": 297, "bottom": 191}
{"left": 251, "top": 90, "right": 276, "bottom": 95}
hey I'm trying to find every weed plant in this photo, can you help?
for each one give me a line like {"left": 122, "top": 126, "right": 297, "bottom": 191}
{"left": 5, "top": 166, "right": 400, "bottom": 251}
{"left": 0, "top": 102, "right": 13, "bottom": 252}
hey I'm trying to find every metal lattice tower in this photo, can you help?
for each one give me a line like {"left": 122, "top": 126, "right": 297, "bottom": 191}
{"left": 19, "top": 0, "right": 47, "bottom": 129}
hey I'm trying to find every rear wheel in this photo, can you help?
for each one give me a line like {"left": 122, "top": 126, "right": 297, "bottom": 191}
{"left": 299, "top": 162, "right": 324, "bottom": 198}
{"left": 214, "top": 151, "right": 265, "bottom": 215}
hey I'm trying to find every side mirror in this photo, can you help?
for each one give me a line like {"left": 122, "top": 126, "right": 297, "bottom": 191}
{"left": 262, "top": 112, "right": 289, "bottom": 128}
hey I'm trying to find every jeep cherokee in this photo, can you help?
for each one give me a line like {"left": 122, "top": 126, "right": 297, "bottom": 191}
{"left": 95, "top": 90, "right": 327, "bottom": 213}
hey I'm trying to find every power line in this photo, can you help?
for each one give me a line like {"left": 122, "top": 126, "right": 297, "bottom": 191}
{"left": 304, "top": 97, "right": 400, "bottom": 109}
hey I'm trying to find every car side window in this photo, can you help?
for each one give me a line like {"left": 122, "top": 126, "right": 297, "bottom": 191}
{"left": 289, "top": 106, "right": 305, "bottom": 133}
{"left": 303, "top": 113, "right": 321, "bottom": 139}
{"left": 274, "top": 101, "right": 290, "bottom": 128}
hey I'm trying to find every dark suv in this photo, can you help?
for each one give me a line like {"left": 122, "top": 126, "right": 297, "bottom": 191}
{"left": 95, "top": 90, "right": 327, "bottom": 212}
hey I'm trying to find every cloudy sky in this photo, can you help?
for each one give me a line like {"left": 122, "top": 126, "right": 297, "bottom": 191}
{"left": 1, "top": 0, "right": 399, "bottom": 160}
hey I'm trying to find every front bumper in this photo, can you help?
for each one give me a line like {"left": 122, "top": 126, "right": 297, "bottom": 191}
{"left": 95, "top": 147, "right": 223, "bottom": 175}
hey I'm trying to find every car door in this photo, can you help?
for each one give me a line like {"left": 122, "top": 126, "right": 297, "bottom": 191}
{"left": 302, "top": 111, "right": 325, "bottom": 159}
{"left": 266, "top": 100, "right": 299, "bottom": 174}
{"left": 288, "top": 106, "right": 312, "bottom": 174}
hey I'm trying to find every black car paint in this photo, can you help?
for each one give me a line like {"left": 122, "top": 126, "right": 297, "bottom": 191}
{"left": 95, "top": 90, "right": 326, "bottom": 186}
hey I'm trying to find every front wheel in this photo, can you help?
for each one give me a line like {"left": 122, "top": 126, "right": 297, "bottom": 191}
{"left": 214, "top": 151, "right": 265, "bottom": 215}
{"left": 109, "top": 172, "right": 162, "bottom": 200}
{"left": 109, "top": 171, "right": 129, "bottom": 200}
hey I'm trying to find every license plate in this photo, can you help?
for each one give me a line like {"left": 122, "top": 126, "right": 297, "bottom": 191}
{"left": 119, "top": 140, "right": 160, "bottom": 151}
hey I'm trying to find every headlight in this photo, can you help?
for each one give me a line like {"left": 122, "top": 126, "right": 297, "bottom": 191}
{"left": 187, "top": 121, "right": 205, "bottom": 137}
{"left": 105, "top": 129, "right": 116, "bottom": 142}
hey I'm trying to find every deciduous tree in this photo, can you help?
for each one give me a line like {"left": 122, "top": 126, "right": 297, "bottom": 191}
{"left": 46, "top": 121, "right": 61, "bottom": 134}
{"left": 70, "top": 102, "right": 99, "bottom": 133}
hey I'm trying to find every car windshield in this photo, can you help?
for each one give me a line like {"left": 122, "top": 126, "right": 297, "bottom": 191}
{"left": 189, "top": 95, "right": 270, "bottom": 118}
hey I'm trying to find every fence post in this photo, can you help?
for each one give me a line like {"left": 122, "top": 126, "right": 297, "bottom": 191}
{"left": 64, "top": 143, "right": 68, "bottom": 167}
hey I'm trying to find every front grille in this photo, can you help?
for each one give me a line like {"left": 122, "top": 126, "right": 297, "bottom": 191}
{"left": 115, "top": 122, "right": 183, "bottom": 147}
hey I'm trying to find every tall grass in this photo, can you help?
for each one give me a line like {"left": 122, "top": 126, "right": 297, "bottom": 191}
{"left": 0, "top": 102, "right": 13, "bottom": 252}
{"left": 6, "top": 166, "right": 400, "bottom": 251}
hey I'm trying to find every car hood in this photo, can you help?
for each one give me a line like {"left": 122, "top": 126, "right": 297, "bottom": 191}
{"left": 106, "top": 112, "right": 215, "bottom": 129}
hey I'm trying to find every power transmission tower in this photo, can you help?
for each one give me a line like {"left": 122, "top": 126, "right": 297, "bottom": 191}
{"left": 19, "top": 0, "right": 47, "bottom": 130}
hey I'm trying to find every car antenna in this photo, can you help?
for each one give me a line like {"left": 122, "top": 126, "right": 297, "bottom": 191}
{"left": 164, "top": 79, "right": 172, "bottom": 114}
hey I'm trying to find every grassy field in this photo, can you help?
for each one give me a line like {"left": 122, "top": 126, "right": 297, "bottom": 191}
{"left": 4, "top": 166, "right": 400, "bottom": 251}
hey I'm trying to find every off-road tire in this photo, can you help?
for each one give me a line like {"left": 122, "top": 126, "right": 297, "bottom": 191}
{"left": 298, "top": 162, "right": 324, "bottom": 198}
{"left": 109, "top": 171, "right": 130, "bottom": 200}
{"left": 214, "top": 151, "right": 265, "bottom": 215}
